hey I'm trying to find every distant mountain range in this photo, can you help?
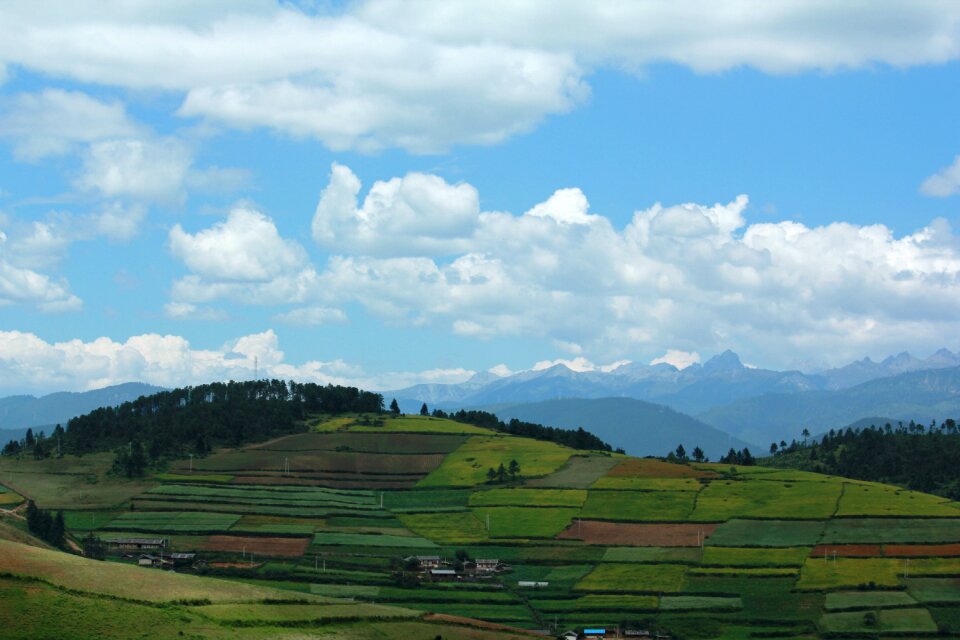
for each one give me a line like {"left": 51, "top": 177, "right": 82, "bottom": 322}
{"left": 391, "top": 348, "right": 960, "bottom": 451}
{"left": 0, "top": 382, "right": 166, "bottom": 443}
{"left": 3, "top": 348, "right": 958, "bottom": 458}
{"left": 700, "top": 366, "right": 960, "bottom": 446}
{"left": 478, "top": 397, "right": 753, "bottom": 459}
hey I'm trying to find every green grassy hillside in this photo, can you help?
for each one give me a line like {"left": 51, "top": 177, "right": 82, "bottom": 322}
{"left": 1, "top": 413, "right": 959, "bottom": 639}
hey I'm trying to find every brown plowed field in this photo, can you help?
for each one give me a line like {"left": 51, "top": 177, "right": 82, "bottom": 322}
{"left": 884, "top": 543, "right": 960, "bottom": 557}
{"left": 556, "top": 520, "right": 719, "bottom": 546}
{"left": 811, "top": 544, "right": 882, "bottom": 557}
{"left": 606, "top": 458, "right": 719, "bottom": 479}
{"left": 202, "top": 535, "right": 310, "bottom": 557}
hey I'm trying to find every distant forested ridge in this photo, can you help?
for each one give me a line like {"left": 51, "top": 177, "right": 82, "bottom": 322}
{"left": 0, "top": 381, "right": 613, "bottom": 475}
{"left": 763, "top": 418, "right": 960, "bottom": 500}
{"left": 2, "top": 380, "right": 382, "bottom": 468}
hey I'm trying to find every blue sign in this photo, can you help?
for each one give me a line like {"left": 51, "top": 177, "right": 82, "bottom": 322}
{"left": 584, "top": 630, "right": 606, "bottom": 635}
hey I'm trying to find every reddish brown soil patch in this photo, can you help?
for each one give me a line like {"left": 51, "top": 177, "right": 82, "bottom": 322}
{"left": 606, "top": 458, "right": 718, "bottom": 479}
{"left": 424, "top": 613, "right": 542, "bottom": 637}
{"left": 811, "top": 544, "right": 882, "bottom": 558}
{"left": 202, "top": 535, "right": 310, "bottom": 558}
{"left": 557, "top": 520, "right": 719, "bottom": 546}
{"left": 884, "top": 543, "right": 960, "bottom": 557}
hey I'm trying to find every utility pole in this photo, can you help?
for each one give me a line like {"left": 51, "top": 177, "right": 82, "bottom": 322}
{"left": 380, "top": 493, "right": 383, "bottom": 508}
{"left": 188, "top": 454, "right": 193, "bottom": 473}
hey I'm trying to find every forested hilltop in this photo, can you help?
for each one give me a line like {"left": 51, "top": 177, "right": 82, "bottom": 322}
{"left": 0, "top": 380, "right": 611, "bottom": 476}
{"left": 763, "top": 418, "right": 960, "bottom": 499}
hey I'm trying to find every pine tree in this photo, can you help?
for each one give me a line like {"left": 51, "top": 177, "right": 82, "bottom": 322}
{"left": 49, "top": 511, "right": 66, "bottom": 548}
{"left": 389, "top": 398, "right": 401, "bottom": 415}
{"left": 486, "top": 468, "right": 497, "bottom": 483}
{"left": 496, "top": 463, "right": 507, "bottom": 482}
{"left": 419, "top": 402, "right": 429, "bottom": 416}
{"left": 508, "top": 459, "right": 520, "bottom": 479}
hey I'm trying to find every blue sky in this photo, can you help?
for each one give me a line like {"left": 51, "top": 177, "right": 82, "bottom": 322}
{"left": 1, "top": 1, "right": 960, "bottom": 394}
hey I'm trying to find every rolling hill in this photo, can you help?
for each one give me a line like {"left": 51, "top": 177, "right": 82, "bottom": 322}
{"left": 0, "top": 390, "right": 958, "bottom": 639}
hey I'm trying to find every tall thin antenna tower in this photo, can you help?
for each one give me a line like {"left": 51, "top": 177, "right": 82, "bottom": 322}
{"left": 254, "top": 356, "right": 258, "bottom": 380}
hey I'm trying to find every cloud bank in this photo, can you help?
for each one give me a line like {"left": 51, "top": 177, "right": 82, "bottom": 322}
{"left": 0, "top": 2, "right": 957, "bottom": 152}
{"left": 165, "top": 164, "right": 960, "bottom": 369}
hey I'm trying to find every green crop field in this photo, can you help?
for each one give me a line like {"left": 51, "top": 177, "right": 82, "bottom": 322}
{"left": 573, "top": 594, "right": 659, "bottom": 610}
{"left": 836, "top": 482, "right": 960, "bottom": 517}
{"left": 821, "top": 518, "right": 960, "bottom": 544}
{"left": 472, "top": 506, "right": 578, "bottom": 538}
{"left": 418, "top": 435, "right": 574, "bottom": 487}
{"left": 104, "top": 511, "right": 241, "bottom": 532}
{"left": 468, "top": 487, "right": 586, "bottom": 507}
{"left": 660, "top": 595, "right": 742, "bottom": 610}
{"left": 575, "top": 563, "right": 688, "bottom": 593}
{"left": 397, "top": 511, "right": 489, "bottom": 543}
{"left": 818, "top": 607, "right": 938, "bottom": 633}
{"left": 705, "top": 519, "right": 826, "bottom": 547}
{"left": 602, "top": 546, "right": 703, "bottom": 563}
{"left": 689, "top": 566, "right": 798, "bottom": 577}
{"left": 382, "top": 489, "right": 471, "bottom": 511}
{"left": 701, "top": 546, "right": 810, "bottom": 567}
{"left": 683, "top": 576, "right": 824, "bottom": 622}
{"left": 908, "top": 578, "right": 960, "bottom": 603}
{"left": 824, "top": 590, "right": 918, "bottom": 610}
{"left": 155, "top": 472, "right": 233, "bottom": 483}
{"left": 148, "top": 483, "right": 375, "bottom": 501}
{"left": 62, "top": 510, "right": 119, "bottom": 531}
{"left": 580, "top": 489, "right": 696, "bottom": 521}
{"left": 797, "top": 557, "right": 904, "bottom": 590}
{"left": 691, "top": 479, "right": 841, "bottom": 520}
{"left": 312, "top": 531, "right": 437, "bottom": 548}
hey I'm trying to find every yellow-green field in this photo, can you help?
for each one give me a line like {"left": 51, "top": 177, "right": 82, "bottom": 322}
{"left": 418, "top": 435, "right": 574, "bottom": 487}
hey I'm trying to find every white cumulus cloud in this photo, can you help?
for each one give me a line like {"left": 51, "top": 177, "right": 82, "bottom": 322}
{"left": 170, "top": 207, "right": 307, "bottom": 282}
{"left": 921, "top": 156, "right": 960, "bottom": 197}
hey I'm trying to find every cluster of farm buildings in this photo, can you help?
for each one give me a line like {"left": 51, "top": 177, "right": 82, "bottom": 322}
{"left": 406, "top": 554, "right": 508, "bottom": 580}
{"left": 108, "top": 537, "right": 198, "bottom": 569}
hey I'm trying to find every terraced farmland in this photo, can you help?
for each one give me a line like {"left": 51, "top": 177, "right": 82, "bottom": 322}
{"left": 4, "top": 413, "right": 960, "bottom": 639}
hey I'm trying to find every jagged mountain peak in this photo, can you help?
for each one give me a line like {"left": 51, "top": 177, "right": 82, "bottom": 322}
{"left": 702, "top": 350, "right": 744, "bottom": 372}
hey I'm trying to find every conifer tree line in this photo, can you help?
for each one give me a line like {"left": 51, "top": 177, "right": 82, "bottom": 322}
{"left": 2, "top": 380, "right": 383, "bottom": 474}
{"left": 25, "top": 500, "right": 66, "bottom": 548}
{"left": 766, "top": 419, "right": 960, "bottom": 499}
{"left": 428, "top": 407, "right": 613, "bottom": 451}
